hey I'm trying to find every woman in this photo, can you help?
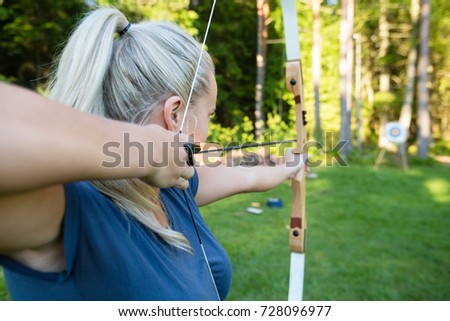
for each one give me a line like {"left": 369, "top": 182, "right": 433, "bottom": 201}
{"left": 0, "top": 8, "right": 305, "bottom": 300}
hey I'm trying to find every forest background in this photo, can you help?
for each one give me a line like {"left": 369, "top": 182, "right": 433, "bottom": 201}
{"left": 0, "top": 0, "right": 449, "bottom": 159}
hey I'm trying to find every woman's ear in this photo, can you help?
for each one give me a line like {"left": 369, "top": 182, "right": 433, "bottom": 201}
{"left": 163, "top": 96, "right": 184, "bottom": 132}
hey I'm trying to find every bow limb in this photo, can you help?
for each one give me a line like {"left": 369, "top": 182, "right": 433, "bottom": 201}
{"left": 281, "top": 0, "right": 307, "bottom": 301}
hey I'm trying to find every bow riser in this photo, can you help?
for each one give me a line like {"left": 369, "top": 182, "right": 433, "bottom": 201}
{"left": 286, "top": 61, "right": 307, "bottom": 254}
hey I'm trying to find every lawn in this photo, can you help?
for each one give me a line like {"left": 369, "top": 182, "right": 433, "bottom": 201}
{"left": 201, "top": 160, "right": 450, "bottom": 300}
{"left": 1, "top": 160, "right": 449, "bottom": 301}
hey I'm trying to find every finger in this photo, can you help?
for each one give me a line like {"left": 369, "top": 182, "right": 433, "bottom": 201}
{"left": 294, "top": 153, "right": 309, "bottom": 169}
{"left": 285, "top": 150, "right": 309, "bottom": 165}
{"left": 284, "top": 148, "right": 294, "bottom": 156}
{"left": 172, "top": 133, "right": 193, "bottom": 163}
{"left": 301, "top": 153, "right": 309, "bottom": 166}
{"left": 289, "top": 153, "right": 309, "bottom": 180}
{"left": 293, "top": 167, "right": 304, "bottom": 181}
{"left": 180, "top": 166, "right": 195, "bottom": 180}
{"left": 283, "top": 148, "right": 297, "bottom": 165}
{"left": 175, "top": 177, "right": 190, "bottom": 190}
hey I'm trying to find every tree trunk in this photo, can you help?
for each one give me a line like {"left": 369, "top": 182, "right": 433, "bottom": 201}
{"left": 416, "top": 0, "right": 431, "bottom": 158}
{"left": 354, "top": 33, "right": 362, "bottom": 150}
{"left": 345, "top": 0, "right": 354, "bottom": 149}
{"left": 189, "top": 0, "right": 200, "bottom": 10}
{"left": 338, "top": 0, "right": 354, "bottom": 157}
{"left": 439, "top": 80, "right": 449, "bottom": 140}
{"left": 312, "top": 0, "right": 322, "bottom": 145}
{"left": 378, "top": 0, "right": 390, "bottom": 148}
{"left": 399, "top": 0, "right": 420, "bottom": 132}
{"left": 254, "top": 0, "right": 269, "bottom": 140}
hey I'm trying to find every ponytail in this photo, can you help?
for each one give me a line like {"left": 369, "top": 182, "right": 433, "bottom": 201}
{"left": 50, "top": 8, "right": 128, "bottom": 115}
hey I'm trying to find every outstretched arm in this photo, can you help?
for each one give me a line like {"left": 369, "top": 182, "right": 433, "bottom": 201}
{"left": 195, "top": 150, "right": 307, "bottom": 206}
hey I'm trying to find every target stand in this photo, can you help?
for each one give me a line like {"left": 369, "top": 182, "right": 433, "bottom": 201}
{"left": 374, "top": 122, "right": 409, "bottom": 171}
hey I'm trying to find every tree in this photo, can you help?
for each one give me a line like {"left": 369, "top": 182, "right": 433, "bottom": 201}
{"left": 377, "top": 0, "right": 391, "bottom": 148}
{"left": 416, "top": 0, "right": 431, "bottom": 158}
{"left": 0, "top": 0, "right": 86, "bottom": 89}
{"left": 255, "top": 0, "right": 270, "bottom": 140}
{"left": 194, "top": 0, "right": 257, "bottom": 127}
{"left": 399, "top": 0, "right": 420, "bottom": 131}
{"left": 429, "top": 0, "right": 450, "bottom": 142}
{"left": 354, "top": 32, "right": 362, "bottom": 149}
{"left": 312, "top": 0, "right": 323, "bottom": 145}
{"left": 338, "top": 0, "right": 354, "bottom": 158}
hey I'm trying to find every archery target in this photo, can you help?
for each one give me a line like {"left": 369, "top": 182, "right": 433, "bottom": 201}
{"left": 385, "top": 122, "right": 407, "bottom": 143}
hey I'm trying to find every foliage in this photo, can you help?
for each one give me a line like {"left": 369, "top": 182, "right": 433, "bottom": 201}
{"left": 0, "top": 0, "right": 86, "bottom": 89}
{"left": 430, "top": 139, "right": 450, "bottom": 156}
{"left": 357, "top": 0, "right": 449, "bottom": 145}
{"left": 194, "top": 0, "right": 258, "bottom": 127}
{"left": 0, "top": 0, "right": 449, "bottom": 149}
{"left": 207, "top": 116, "right": 255, "bottom": 145}
{"left": 0, "top": 74, "right": 14, "bottom": 83}
{"left": 98, "top": 0, "right": 199, "bottom": 34}
{"left": 373, "top": 91, "right": 401, "bottom": 112}
{"left": 265, "top": 112, "right": 296, "bottom": 141}
{"left": 429, "top": 0, "right": 450, "bottom": 141}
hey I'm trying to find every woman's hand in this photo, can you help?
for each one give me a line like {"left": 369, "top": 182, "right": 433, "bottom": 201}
{"left": 195, "top": 148, "right": 309, "bottom": 206}
{"left": 137, "top": 126, "right": 194, "bottom": 190}
{"left": 282, "top": 148, "right": 309, "bottom": 181}
{"left": 0, "top": 83, "right": 195, "bottom": 193}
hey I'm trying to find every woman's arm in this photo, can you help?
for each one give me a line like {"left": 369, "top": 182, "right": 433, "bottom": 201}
{"left": 0, "top": 83, "right": 193, "bottom": 193}
{"left": 195, "top": 150, "right": 307, "bottom": 206}
{"left": 0, "top": 83, "right": 193, "bottom": 252}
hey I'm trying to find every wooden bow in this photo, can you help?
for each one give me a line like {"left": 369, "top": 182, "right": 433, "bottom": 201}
{"left": 281, "top": 0, "right": 307, "bottom": 301}
{"left": 181, "top": 0, "right": 307, "bottom": 300}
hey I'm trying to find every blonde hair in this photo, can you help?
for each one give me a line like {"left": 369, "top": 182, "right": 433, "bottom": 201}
{"left": 49, "top": 7, "right": 214, "bottom": 252}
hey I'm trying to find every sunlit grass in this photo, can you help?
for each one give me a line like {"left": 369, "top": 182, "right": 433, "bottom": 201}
{"left": 424, "top": 178, "right": 450, "bottom": 203}
{"left": 201, "top": 162, "right": 450, "bottom": 300}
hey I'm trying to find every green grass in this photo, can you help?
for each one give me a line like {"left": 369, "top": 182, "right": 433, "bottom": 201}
{"left": 1, "top": 160, "right": 449, "bottom": 301}
{"left": 201, "top": 161, "right": 450, "bottom": 300}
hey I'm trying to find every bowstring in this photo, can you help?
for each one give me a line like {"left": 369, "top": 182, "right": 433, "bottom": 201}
{"left": 179, "top": 0, "right": 217, "bottom": 134}
{"left": 178, "top": 0, "right": 220, "bottom": 301}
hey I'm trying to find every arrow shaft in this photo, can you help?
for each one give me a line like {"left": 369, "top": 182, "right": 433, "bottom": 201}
{"left": 197, "top": 139, "right": 296, "bottom": 154}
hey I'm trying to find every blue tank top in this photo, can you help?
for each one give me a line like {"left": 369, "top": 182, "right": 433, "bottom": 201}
{"left": 0, "top": 170, "right": 232, "bottom": 300}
